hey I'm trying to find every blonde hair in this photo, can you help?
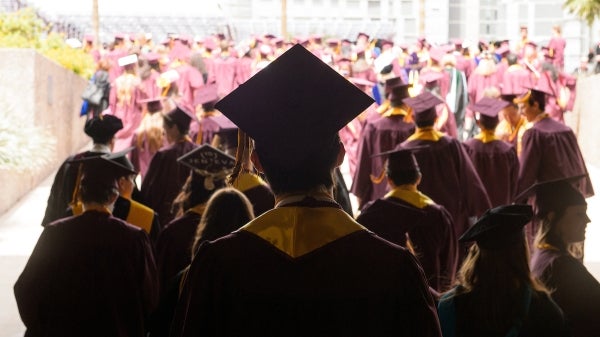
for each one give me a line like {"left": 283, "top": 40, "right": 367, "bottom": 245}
{"left": 115, "top": 72, "right": 141, "bottom": 108}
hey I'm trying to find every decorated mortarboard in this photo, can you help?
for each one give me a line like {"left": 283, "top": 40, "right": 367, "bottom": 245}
{"left": 459, "top": 204, "right": 533, "bottom": 250}
{"left": 513, "top": 174, "right": 588, "bottom": 217}
{"left": 118, "top": 54, "right": 138, "bottom": 67}
{"left": 470, "top": 97, "right": 510, "bottom": 119}
{"left": 214, "top": 44, "right": 374, "bottom": 170}
{"left": 194, "top": 83, "right": 219, "bottom": 106}
{"left": 139, "top": 97, "right": 164, "bottom": 113}
{"left": 177, "top": 144, "right": 236, "bottom": 190}
{"left": 105, "top": 146, "right": 137, "bottom": 173}
{"left": 84, "top": 114, "right": 123, "bottom": 140}
{"left": 403, "top": 91, "right": 444, "bottom": 123}
{"left": 165, "top": 100, "right": 198, "bottom": 130}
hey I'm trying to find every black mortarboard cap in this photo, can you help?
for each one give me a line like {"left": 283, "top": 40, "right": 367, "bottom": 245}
{"left": 372, "top": 144, "right": 428, "bottom": 172}
{"left": 105, "top": 146, "right": 136, "bottom": 173}
{"left": 514, "top": 175, "right": 588, "bottom": 217}
{"left": 84, "top": 114, "right": 123, "bottom": 140}
{"left": 139, "top": 97, "right": 164, "bottom": 113}
{"left": 177, "top": 144, "right": 236, "bottom": 190}
{"left": 68, "top": 154, "right": 136, "bottom": 192}
{"left": 194, "top": 83, "right": 219, "bottom": 106}
{"left": 213, "top": 114, "right": 239, "bottom": 151}
{"left": 459, "top": 204, "right": 533, "bottom": 250}
{"left": 389, "top": 82, "right": 411, "bottom": 103}
{"left": 384, "top": 76, "right": 404, "bottom": 95}
{"left": 165, "top": 100, "right": 197, "bottom": 130}
{"left": 470, "top": 97, "right": 510, "bottom": 119}
{"left": 403, "top": 91, "right": 444, "bottom": 123}
{"left": 214, "top": 44, "right": 374, "bottom": 169}
{"left": 514, "top": 86, "right": 554, "bottom": 105}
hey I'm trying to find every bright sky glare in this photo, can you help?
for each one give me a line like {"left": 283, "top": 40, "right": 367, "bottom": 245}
{"left": 26, "top": 0, "right": 223, "bottom": 16}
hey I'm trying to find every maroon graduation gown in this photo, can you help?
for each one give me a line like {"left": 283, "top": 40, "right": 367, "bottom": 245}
{"left": 402, "top": 130, "right": 491, "bottom": 259}
{"left": 351, "top": 115, "right": 415, "bottom": 209}
{"left": 462, "top": 137, "right": 519, "bottom": 207}
{"left": 170, "top": 200, "right": 441, "bottom": 337}
{"left": 501, "top": 64, "right": 533, "bottom": 95}
{"left": 517, "top": 116, "right": 594, "bottom": 198}
{"left": 141, "top": 140, "right": 197, "bottom": 227}
{"left": 14, "top": 211, "right": 158, "bottom": 337}
{"left": 357, "top": 194, "right": 458, "bottom": 292}
{"left": 531, "top": 247, "right": 600, "bottom": 337}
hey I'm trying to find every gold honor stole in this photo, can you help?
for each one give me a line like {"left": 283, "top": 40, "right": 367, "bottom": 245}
{"left": 385, "top": 188, "right": 434, "bottom": 209}
{"left": 232, "top": 172, "right": 267, "bottom": 192}
{"left": 473, "top": 129, "right": 499, "bottom": 143}
{"left": 242, "top": 207, "right": 365, "bottom": 258}
{"left": 125, "top": 200, "right": 154, "bottom": 234}
{"left": 406, "top": 127, "right": 444, "bottom": 142}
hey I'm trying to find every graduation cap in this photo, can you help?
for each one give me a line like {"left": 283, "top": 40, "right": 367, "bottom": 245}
{"left": 356, "top": 32, "right": 370, "bottom": 41}
{"left": 373, "top": 145, "right": 428, "bottom": 172}
{"left": 513, "top": 86, "right": 554, "bottom": 106}
{"left": 348, "top": 77, "right": 376, "bottom": 89}
{"left": 84, "top": 114, "right": 123, "bottom": 140}
{"left": 194, "top": 83, "right": 219, "bottom": 106}
{"left": 495, "top": 45, "right": 510, "bottom": 56}
{"left": 459, "top": 204, "right": 533, "bottom": 250}
{"left": 139, "top": 97, "right": 164, "bottom": 113}
{"left": 428, "top": 47, "right": 447, "bottom": 63}
{"left": 144, "top": 52, "right": 161, "bottom": 64}
{"left": 165, "top": 101, "right": 197, "bottom": 131}
{"left": 212, "top": 114, "right": 239, "bottom": 152}
{"left": 513, "top": 175, "right": 588, "bottom": 217}
{"left": 384, "top": 76, "right": 404, "bottom": 95}
{"left": 388, "top": 82, "right": 411, "bottom": 103}
{"left": 105, "top": 146, "right": 136, "bottom": 174}
{"left": 470, "top": 97, "right": 510, "bottom": 120}
{"left": 157, "top": 69, "right": 180, "bottom": 88}
{"left": 214, "top": 44, "right": 374, "bottom": 170}
{"left": 403, "top": 91, "right": 444, "bottom": 123}
{"left": 118, "top": 54, "right": 138, "bottom": 67}
{"left": 69, "top": 154, "right": 136, "bottom": 193}
{"left": 420, "top": 71, "right": 444, "bottom": 84}
{"left": 177, "top": 144, "right": 236, "bottom": 190}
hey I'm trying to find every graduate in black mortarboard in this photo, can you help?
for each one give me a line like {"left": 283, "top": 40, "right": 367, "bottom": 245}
{"left": 41, "top": 114, "right": 123, "bottom": 226}
{"left": 402, "top": 91, "right": 491, "bottom": 263}
{"left": 463, "top": 97, "right": 520, "bottom": 208}
{"left": 356, "top": 145, "right": 458, "bottom": 293}
{"left": 437, "top": 204, "right": 569, "bottom": 337}
{"left": 141, "top": 101, "right": 198, "bottom": 227}
{"left": 514, "top": 87, "right": 594, "bottom": 246}
{"left": 525, "top": 176, "right": 600, "bottom": 337}
{"left": 15, "top": 155, "right": 158, "bottom": 337}
{"left": 169, "top": 44, "right": 442, "bottom": 337}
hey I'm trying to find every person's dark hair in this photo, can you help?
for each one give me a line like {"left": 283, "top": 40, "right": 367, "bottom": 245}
{"left": 527, "top": 92, "right": 546, "bottom": 112}
{"left": 201, "top": 101, "right": 216, "bottom": 113}
{"left": 191, "top": 187, "right": 254, "bottom": 255}
{"left": 256, "top": 134, "right": 340, "bottom": 195}
{"left": 171, "top": 172, "right": 227, "bottom": 217}
{"left": 91, "top": 134, "right": 114, "bottom": 145}
{"left": 415, "top": 118, "right": 435, "bottom": 128}
{"left": 478, "top": 116, "right": 499, "bottom": 130}
{"left": 506, "top": 53, "right": 519, "bottom": 66}
{"left": 386, "top": 167, "right": 421, "bottom": 186}
{"left": 79, "top": 178, "right": 118, "bottom": 205}
{"left": 163, "top": 115, "right": 190, "bottom": 135}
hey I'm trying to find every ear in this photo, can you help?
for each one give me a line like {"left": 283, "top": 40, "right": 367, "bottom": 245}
{"left": 335, "top": 142, "right": 346, "bottom": 167}
{"left": 250, "top": 150, "right": 264, "bottom": 173}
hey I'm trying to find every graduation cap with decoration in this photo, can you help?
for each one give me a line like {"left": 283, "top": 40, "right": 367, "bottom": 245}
{"left": 84, "top": 114, "right": 123, "bottom": 141}
{"left": 214, "top": 44, "right": 374, "bottom": 176}
{"left": 459, "top": 204, "right": 533, "bottom": 250}
{"left": 177, "top": 144, "right": 236, "bottom": 190}
{"left": 513, "top": 175, "right": 588, "bottom": 218}
{"left": 403, "top": 91, "right": 444, "bottom": 124}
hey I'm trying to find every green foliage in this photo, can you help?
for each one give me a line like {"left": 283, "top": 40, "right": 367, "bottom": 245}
{"left": 0, "top": 102, "right": 56, "bottom": 172}
{"left": 564, "top": 0, "right": 600, "bottom": 27}
{"left": 0, "top": 8, "right": 95, "bottom": 78}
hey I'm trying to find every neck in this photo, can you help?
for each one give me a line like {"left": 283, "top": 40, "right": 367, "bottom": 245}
{"left": 275, "top": 185, "right": 334, "bottom": 207}
{"left": 391, "top": 184, "right": 418, "bottom": 192}
{"left": 82, "top": 202, "right": 112, "bottom": 214}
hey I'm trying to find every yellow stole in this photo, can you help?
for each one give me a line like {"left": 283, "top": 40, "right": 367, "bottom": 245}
{"left": 231, "top": 172, "right": 267, "bottom": 192}
{"left": 474, "top": 129, "right": 499, "bottom": 143}
{"left": 125, "top": 199, "right": 154, "bottom": 234}
{"left": 384, "top": 188, "right": 434, "bottom": 209}
{"left": 242, "top": 207, "right": 365, "bottom": 258}
{"left": 406, "top": 126, "right": 444, "bottom": 142}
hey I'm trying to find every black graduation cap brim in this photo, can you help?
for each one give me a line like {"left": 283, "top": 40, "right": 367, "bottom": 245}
{"left": 177, "top": 144, "right": 236, "bottom": 174}
{"left": 471, "top": 97, "right": 510, "bottom": 118}
{"left": 105, "top": 146, "right": 137, "bottom": 173}
{"left": 67, "top": 155, "right": 136, "bottom": 186}
{"left": 514, "top": 86, "right": 554, "bottom": 105}
{"left": 459, "top": 204, "right": 533, "bottom": 249}
{"left": 214, "top": 44, "right": 374, "bottom": 169}
{"left": 84, "top": 115, "right": 123, "bottom": 139}
{"left": 513, "top": 174, "right": 588, "bottom": 204}
{"left": 371, "top": 144, "right": 429, "bottom": 158}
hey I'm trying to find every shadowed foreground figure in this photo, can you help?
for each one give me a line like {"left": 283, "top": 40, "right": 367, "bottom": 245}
{"left": 170, "top": 44, "right": 441, "bottom": 337}
{"left": 15, "top": 155, "right": 158, "bottom": 337}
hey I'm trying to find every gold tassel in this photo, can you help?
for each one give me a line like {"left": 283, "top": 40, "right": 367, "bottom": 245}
{"left": 228, "top": 129, "right": 249, "bottom": 186}
{"left": 69, "top": 163, "right": 84, "bottom": 210}
{"left": 370, "top": 169, "right": 387, "bottom": 184}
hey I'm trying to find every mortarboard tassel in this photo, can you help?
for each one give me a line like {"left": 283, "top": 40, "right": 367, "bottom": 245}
{"left": 370, "top": 169, "right": 387, "bottom": 184}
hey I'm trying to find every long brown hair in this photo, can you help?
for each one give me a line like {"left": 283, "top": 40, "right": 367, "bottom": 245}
{"left": 453, "top": 239, "right": 547, "bottom": 331}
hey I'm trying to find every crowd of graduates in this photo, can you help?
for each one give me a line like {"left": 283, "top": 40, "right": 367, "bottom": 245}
{"left": 12, "top": 25, "right": 600, "bottom": 337}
